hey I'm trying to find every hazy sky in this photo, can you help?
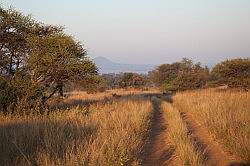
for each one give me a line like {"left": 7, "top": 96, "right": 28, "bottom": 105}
{"left": 1, "top": 0, "right": 250, "bottom": 65}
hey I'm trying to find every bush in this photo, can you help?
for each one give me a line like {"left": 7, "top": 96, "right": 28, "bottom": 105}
{"left": 118, "top": 73, "right": 146, "bottom": 88}
{"left": 0, "top": 76, "right": 17, "bottom": 112}
{"left": 0, "top": 73, "right": 45, "bottom": 114}
{"left": 80, "top": 75, "right": 108, "bottom": 94}
{"left": 163, "top": 72, "right": 208, "bottom": 92}
{"left": 211, "top": 58, "right": 250, "bottom": 89}
{"left": 11, "top": 72, "right": 45, "bottom": 113}
{"left": 151, "top": 58, "right": 210, "bottom": 92}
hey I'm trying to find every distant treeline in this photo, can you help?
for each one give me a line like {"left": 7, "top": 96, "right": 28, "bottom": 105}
{"left": 96, "top": 57, "right": 249, "bottom": 92}
{"left": 0, "top": 7, "right": 249, "bottom": 114}
{"left": 149, "top": 58, "right": 250, "bottom": 92}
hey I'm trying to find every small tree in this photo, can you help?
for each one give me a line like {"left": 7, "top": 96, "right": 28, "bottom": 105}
{"left": 0, "top": 7, "right": 99, "bottom": 113}
{"left": 28, "top": 33, "right": 98, "bottom": 102}
{"left": 81, "top": 75, "right": 108, "bottom": 93}
{"left": 118, "top": 72, "right": 146, "bottom": 88}
{"left": 150, "top": 58, "right": 210, "bottom": 92}
{"left": 211, "top": 58, "right": 250, "bottom": 89}
{"left": 0, "top": 7, "right": 61, "bottom": 77}
{"left": 101, "top": 73, "right": 122, "bottom": 89}
{"left": 163, "top": 72, "right": 208, "bottom": 91}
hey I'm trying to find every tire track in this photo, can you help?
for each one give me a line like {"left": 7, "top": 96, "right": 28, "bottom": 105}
{"left": 144, "top": 95, "right": 247, "bottom": 166}
{"left": 179, "top": 111, "right": 232, "bottom": 166}
{"left": 142, "top": 97, "right": 175, "bottom": 166}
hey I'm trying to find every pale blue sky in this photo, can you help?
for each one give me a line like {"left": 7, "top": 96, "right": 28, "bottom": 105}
{"left": 1, "top": 0, "right": 250, "bottom": 65}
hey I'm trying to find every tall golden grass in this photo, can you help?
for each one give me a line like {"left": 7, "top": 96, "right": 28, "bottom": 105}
{"left": 162, "top": 102, "right": 205, "bottom": 165}
{"left": 65, "top": 88, "right": 159, "bottom": 101}
{"left": 50, "top": 88, "right": 159, "bottom": 109}
{"left": 173, "top": 89, "right": 250, "bottom": 162}
{"left": 0, "top": 98, "right": 152, "bottom": 165}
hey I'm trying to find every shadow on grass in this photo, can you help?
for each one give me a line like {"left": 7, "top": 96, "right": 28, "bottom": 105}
{"left": 49, "top": 92, "right": 162, "bottom": 111}
{"left": 0, "top": 120, "right": 97, "bottom": 166}
{"left": 229, "top": 162, "right": 250, "bottom": 166}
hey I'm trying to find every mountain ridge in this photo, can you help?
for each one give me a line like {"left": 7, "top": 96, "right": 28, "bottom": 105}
{"left": 93, "top": 57, "right": 156, "bottom": 74}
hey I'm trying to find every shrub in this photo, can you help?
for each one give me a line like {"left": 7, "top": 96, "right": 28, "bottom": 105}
{"left": 151, "top": 58, "right": 210, "bottom": 92}
{"left": 11, "top": 72, "right": 45, "bottom": 113}
{"left": 0, "top": 76, "right": 16, "bottom": 112}
{"left": 211, "top": 58, "right": 250, "bottom": 89}
{"left": 163, "top": 72, "right": 208, "bottom": 92}
{"left": 118, "top": 72, "right": 146, "bottom": 88}
{"left": 0, "top": 73, "right": 45, "bottom": 114}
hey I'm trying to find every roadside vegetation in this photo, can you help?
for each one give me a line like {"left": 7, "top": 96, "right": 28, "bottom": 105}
{"left": 0, "top": 98, "right": 152, "bottom": 165}
{"left": 149, "top": 58, "right": 249, "bottom": 92}
{"left": 162, "top": 102, "right": 205, "bottom": 166}
{"left": 64, "top": 88, "right": 159, "bottom": 103}
{"left": 173, "top": 89, "right": 250, "bottom": 162}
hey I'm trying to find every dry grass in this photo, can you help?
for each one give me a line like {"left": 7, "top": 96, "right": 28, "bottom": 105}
{"left": 162, "top": 102, "right": 205, "bottom": 166}
{"left": 65, "top": 88, "right": 159, "bottom": 101}
{"left": 0, "top": 98, "right": 152, "bottom": 166}
{"left": 50, "top": 88, "right": 159, "bottom": 110}
{"left": 173, "top": 89, "right": 250, "bottom": 162}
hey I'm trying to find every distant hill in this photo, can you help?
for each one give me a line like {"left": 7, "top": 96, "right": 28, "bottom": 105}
{"left": 94, "top": 57, "right": 156, "bottom": 74}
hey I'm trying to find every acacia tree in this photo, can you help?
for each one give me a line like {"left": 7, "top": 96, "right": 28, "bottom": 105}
{"left": 0, "top": 7, "right": 32, "bottom": 75}
{"left": 0, "top": 7, "right": 98, "bottom": 112}
{"left": 0, "top": 7, "right": 62, "bottom": 77}
{"left": 28, "top": 33, "right": 97, "bottom": 101}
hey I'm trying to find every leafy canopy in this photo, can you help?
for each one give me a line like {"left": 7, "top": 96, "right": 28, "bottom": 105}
{"left": 0, "top": 7, "right": 98, "bottom": 113}
{"left": 211, "top": 58, "right": 250, "bottom": 89}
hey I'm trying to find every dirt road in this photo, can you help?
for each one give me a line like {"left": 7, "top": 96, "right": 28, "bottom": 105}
{"left": 142, "top": 97, "right": 174, "bottom": 166}
{"left": 142, "top": 96, "right": 241, "bottom": 166}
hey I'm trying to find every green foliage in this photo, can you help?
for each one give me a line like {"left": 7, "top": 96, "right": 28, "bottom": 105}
{"left": 101, "top": 73, "right": 120, "bottom": 89}
{"left": 0, "top": 76, "right": 16, "bottom": 112}
{"left": 0, "top": 7, "right": 32, "bottom": 75}
{"left": 28, "top": 33, "right": 97, "bottom": 98}
{"left": 0, "top": 7, "right": 61, "bottom": 76}
{"left": 82, "top": 75, "right": 108, "bottom": 93}
{"left": 118, "top": 73, "right": 146, "bottom": 88}
{"left": 151, "top": 58, "right": 249, "bottom": 91}
{"left": 11, "top": 72, "right": 45, "bottom": 113}
{"left": 0, "top": 72, "right": 45, "bottom": 114}
{"left": 211, "top": 58, "right": 250, "bottom": 89}
{"left": 150, "top": 58, "right": 209, "bottom": 92}
{"left": 0, "top": 7, "right": 98, "bottom": 113}
{"left": 163, "top": 72, "right": 208, "bottom": 91}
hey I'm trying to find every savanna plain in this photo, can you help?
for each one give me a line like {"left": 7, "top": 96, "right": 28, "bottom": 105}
{"left": 0, "top": 88, "right": 249, "bottom": 166}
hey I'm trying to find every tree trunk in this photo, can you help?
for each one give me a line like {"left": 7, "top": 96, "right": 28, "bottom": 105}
{"left": 9, "top": 54, "right": 13, "bottom": 76}
{"left": 41, "top": 87, "right": 58, "bottom": 104}
{"left": 58, "top": 83, "right": 64, "bottom": 97}
{"left": 16, "top": 59, "right": 20, "bottom": 71}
